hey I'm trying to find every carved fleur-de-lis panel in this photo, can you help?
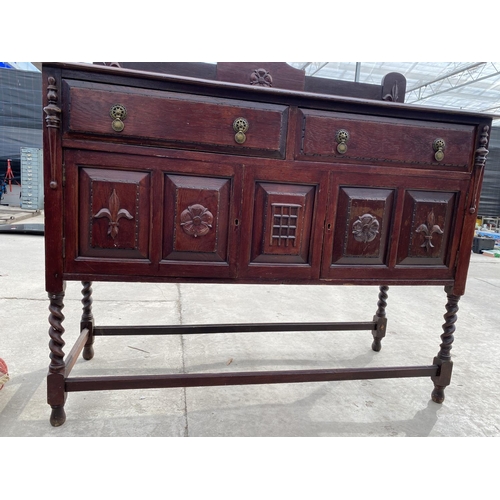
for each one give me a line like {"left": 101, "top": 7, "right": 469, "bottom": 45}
{"left": 77, "top": 167, "right": 150, "bottom": 261}
{"left": 415, "top": 210, "right": 444, "bottom": 251}
{"left": 397, "top": 190, "right": 456, "bottom": 266}
{"left": 180, "top": 204, "right": 213, "bottom": 238}
{"left": 94, "top": 189, "right": 134, "bottom": 239}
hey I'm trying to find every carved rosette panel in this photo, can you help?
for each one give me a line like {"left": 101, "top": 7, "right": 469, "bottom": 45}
{"left": 250, "top": 68, "right": 273, "bottom": 87}
{"left": 352, "top": 214, "right": 380, "bottom": 243}
{"left": 180, "top": 204, "right": 213, "bottom": 237}
{"left": 332, "top": 187, "right": 393, "bottom": 265}
{"left": 397, "top": 190, "right": 456, "bottom": 266}
{"left": 163, "top": 174, "right": 230, "bottom": 263}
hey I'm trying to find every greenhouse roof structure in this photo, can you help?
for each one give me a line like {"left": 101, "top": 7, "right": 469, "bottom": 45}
{"left": 287, "top": 62, "right": 500, "bottom": 122}
{"left": 11, "top": 61, "right": 500, "bottom": 124}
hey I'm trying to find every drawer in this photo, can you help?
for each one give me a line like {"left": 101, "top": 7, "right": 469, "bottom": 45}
{"left": 296, "top": 109, "right": 475, "bottom": 170}
{"left": 63, "top": 80, "right": 288, "bottom": 159}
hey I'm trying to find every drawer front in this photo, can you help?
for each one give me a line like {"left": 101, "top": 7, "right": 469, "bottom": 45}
{"left": 297, "top": 109, "right": 475, "bottom": 169}
{"left": 63, "top": 81, "right": 288, "bottom": 158}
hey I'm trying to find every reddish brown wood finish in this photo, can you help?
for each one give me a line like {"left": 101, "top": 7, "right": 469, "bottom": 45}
{"left": 42, "top": 62, "right": 493, "bottom": 426}
{"left": 63, "top": 80, "right": 289, "bottom": 159}
{"left": 297, "top": 109, "right": 475, "bottom": 170}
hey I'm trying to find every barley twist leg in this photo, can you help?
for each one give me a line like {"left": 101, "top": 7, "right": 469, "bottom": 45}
{"left": 372, "top": 285, "right": 389, "bottom": 352}
{"left": 47, "top": 289, "right": 66, "bottom": 426}
{"left": 431, "top": 286, "right": 460, "bottom": 404}
{"left": 81, "top": 281, "right": 95, "bottom": 360}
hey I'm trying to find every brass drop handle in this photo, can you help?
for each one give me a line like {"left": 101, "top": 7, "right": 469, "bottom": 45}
{"left": 335, "top": 129, "right": 350, "bottom": 154}
{"left": 110, "top": 104, "right": 127, "bottom": 132}
{"left": 233, "top": 117, "right": 249, "bottom": 144}
{"left": 433, "top": 138, "right": 446, "bottom": 162}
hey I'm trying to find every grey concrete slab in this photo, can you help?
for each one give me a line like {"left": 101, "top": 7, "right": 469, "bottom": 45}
{"left": 1, "top": 211, "right": 500, "bottom": 436}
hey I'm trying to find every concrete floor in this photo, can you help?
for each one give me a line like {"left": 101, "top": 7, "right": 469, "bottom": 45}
{"left": 1, "top": 209, "right": 500, "bottom": 437}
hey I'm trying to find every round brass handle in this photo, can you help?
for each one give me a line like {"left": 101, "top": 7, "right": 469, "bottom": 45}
{"left": 233, "top": 117, "right": 249, "bottom": 144}
{"left": 110, "top": 104, "right": 127, "bottom": 132}
{"left": 433, "top": 138, "right": 446, "bottom": 162}
{"left": 335, "top": 129, "right": 350, "bottom": 154}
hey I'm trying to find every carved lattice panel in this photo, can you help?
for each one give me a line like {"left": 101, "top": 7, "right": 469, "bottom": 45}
{"left": 162, "top": 174, "right": 230, "bottom": 263}
{"left": 331, "top": 187, "right": 394, "bottom": 265}
{"left": 78, "top": 168, "right": 150, "bottom": 259}
{"left": 250, "top": 182, "right": 315, "bottom": 264}
{"left": 397, "top": 190, "right": 457, "bottom": 266}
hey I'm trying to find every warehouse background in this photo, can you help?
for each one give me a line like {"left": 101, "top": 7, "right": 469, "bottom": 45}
{"left": 1, "top": 62, "right": 500, "bottom": 216}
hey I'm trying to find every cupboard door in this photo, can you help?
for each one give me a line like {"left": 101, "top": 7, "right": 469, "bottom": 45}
{"left": 79, "top": 167, "right": 151, "bottom": 260}
{"left": 63, "top": 150, "right": 157, "bottom": 278}
{"left": 251, "top": 182, "right": 314, "bottom": 264}
{"left": 330, "top": 187, "right": 394, "bottom": 266}
{"left": 240, "top": 167, "right": 327, "bottom": 280}
{"left": 397, "top": 190, "right": 457, "bottom": 267}
{"left": 160, "top": 173, "right": 235, "bottom": 278}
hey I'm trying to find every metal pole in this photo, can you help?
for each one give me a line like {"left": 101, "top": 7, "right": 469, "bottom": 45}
{"left": 355, "top": 62, "right": 361, "bottom": 82}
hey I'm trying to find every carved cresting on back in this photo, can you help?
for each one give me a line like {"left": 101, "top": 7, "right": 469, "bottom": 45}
{"left": 250, "top": 68, "right": 273, "bottom": 87}
{"left": 381, "top": 72, "right": 406, "bottom": 103}
{"left": 43, "top": 76, "right": 61, "bottom": 189}
{"left": 382, "top": 81, "right": 399, "bottom": 102}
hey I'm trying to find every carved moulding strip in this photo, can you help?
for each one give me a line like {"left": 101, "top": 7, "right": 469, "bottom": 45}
{"left": 43, "top": 76, "right": 61, "bottom": 189}
{"left": 180, "top": 204, "right": 213, "bottom": 237}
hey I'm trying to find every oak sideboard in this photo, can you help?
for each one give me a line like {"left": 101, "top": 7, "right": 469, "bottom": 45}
{"left": 42, "top": 62, "right": 492, "bottom": 426}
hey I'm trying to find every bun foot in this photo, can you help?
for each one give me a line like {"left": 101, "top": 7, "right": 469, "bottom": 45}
{"left": 83, "top": 345, "right": 94, "bottom": 360}
{"left": 431, "top": 386, "right": 445, "bottom": 404}
{"left": 371, "top": 339, "right": 382, "bottom": 352}
{"left": 50, "top": 406, "right": 66, "bottom": 427}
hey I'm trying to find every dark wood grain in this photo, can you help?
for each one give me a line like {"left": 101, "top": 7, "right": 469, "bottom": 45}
{"left": 65, "top": 365, "right": 439, "bottom": 392}
{"left": 42, "top": 62, "right": 492, "bottom": 426}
